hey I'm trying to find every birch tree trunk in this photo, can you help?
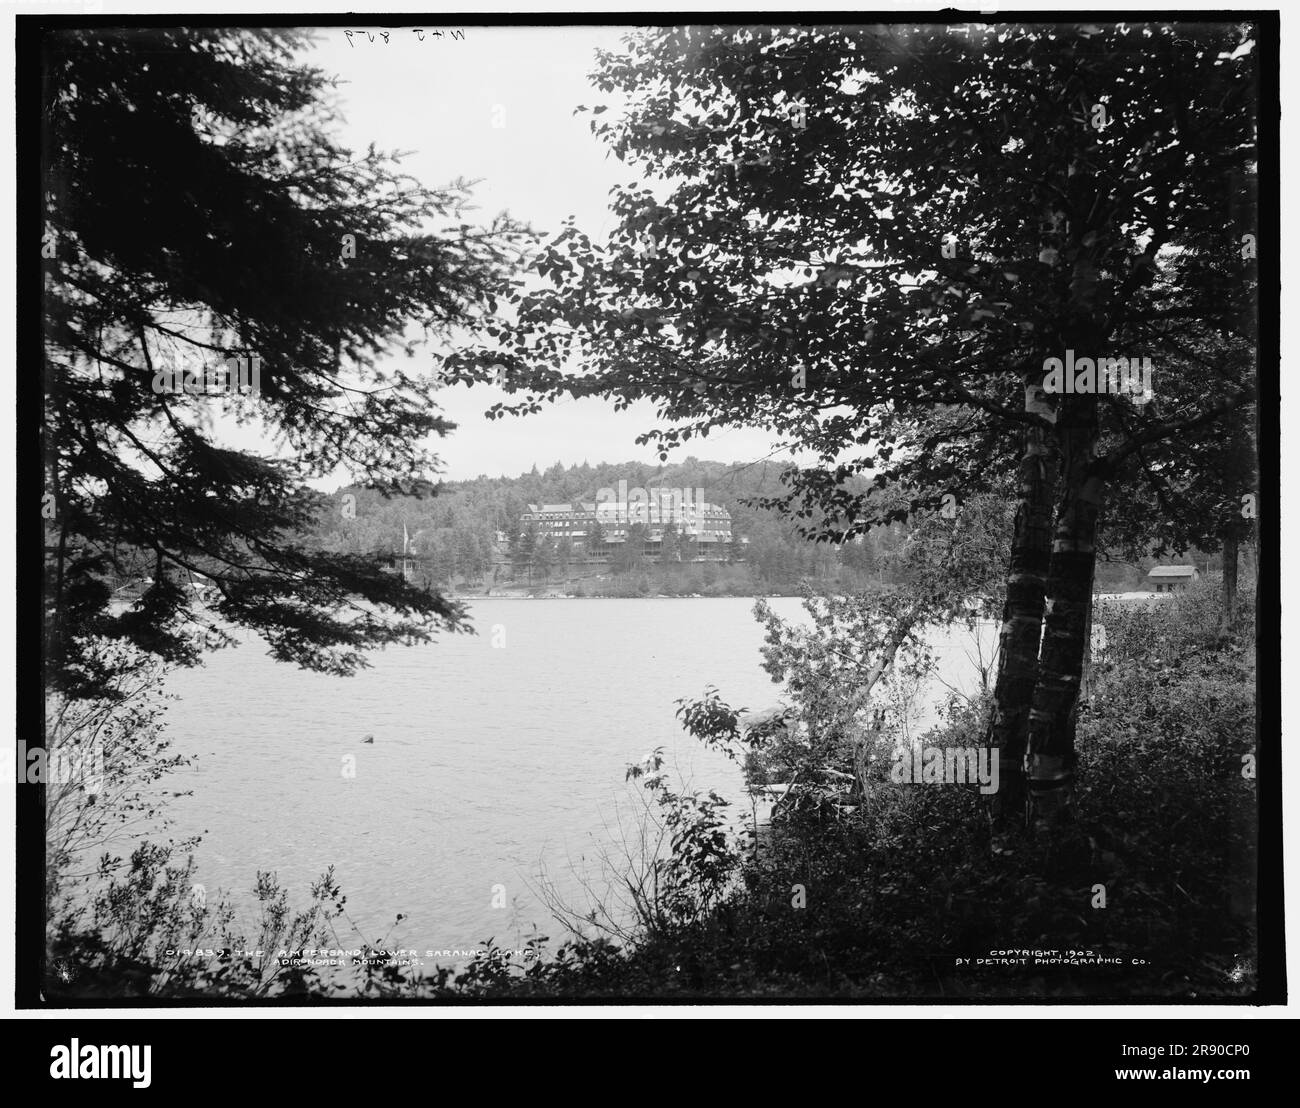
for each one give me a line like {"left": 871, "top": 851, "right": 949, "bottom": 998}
{"left": 1026, "top": 400, "right": 1104, "bottom": 826}
{"left": 1080, "top": 556, "right": 1097, "bottom": 705}
{"left": 987, "top": 393, "right": 1057, "bottom": 838}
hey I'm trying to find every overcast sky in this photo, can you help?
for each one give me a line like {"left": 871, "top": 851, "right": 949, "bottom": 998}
{"left": 297, "top": 24, "right": 787, "bottom": 484}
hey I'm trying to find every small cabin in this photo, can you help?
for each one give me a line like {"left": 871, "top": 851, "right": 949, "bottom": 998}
{"left": 1147, "top": 565, "right": 1199, "bottom": 593}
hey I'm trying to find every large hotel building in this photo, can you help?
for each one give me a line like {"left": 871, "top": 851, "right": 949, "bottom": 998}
{"left": 518, "top": 487, "right": 740, "bottom": 561}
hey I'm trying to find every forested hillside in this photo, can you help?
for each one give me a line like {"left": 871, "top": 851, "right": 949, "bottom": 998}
{"left": 306, "top": 457, "right": 907, "bottom": 593}
{"left": 305, "top": 457, "right": 1236, "bottom": 596}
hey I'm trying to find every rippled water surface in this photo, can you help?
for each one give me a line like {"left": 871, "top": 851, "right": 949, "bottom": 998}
{"left": 158, "top": 597, "right": 995, "bottom": 957}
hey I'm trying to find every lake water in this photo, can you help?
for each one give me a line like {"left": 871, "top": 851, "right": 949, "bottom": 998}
{"left": 156, "top": 597, "right": 995, "bottom": 963}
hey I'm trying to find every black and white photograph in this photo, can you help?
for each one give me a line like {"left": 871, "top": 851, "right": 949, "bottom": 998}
{"left": 11, "top": 3, "right": 1283, "bottom": 1024}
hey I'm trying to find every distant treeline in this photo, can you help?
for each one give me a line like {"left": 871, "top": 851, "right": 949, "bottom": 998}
{"left": 302, "top": 459, "right": 1241, "bottom": 596}
{"left": 307, "top": 458, "right": 920, "bottom": 592}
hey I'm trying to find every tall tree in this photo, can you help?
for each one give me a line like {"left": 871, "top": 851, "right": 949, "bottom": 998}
{"left": 532, "top": 535, "right": 556, "bottom": 582}
{"left": 660, "top": 520, "right": 682, "bottom": 564}
{"left": 42, "top": 28, "right": 528, "bottom": 698}
{"left": 452, "top": 20, "right": 1259, "bottom": 827}
{"left": 587, "top": 515, "right": 606, "bottom": 556}
{"left": 614, "top": 522, "right": 649, "bottom": 572}
{"left": 555, "top": 536, "right": 574, "bottom": 578}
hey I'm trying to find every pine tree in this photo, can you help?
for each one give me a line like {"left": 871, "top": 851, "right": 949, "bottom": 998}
{"left": 41, "top": 27, "right": 529, "bottom": 697}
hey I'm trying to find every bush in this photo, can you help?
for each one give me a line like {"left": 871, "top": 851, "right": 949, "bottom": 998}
{"left": 497, "top": 579, "right": 1258, "bottom": 999}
